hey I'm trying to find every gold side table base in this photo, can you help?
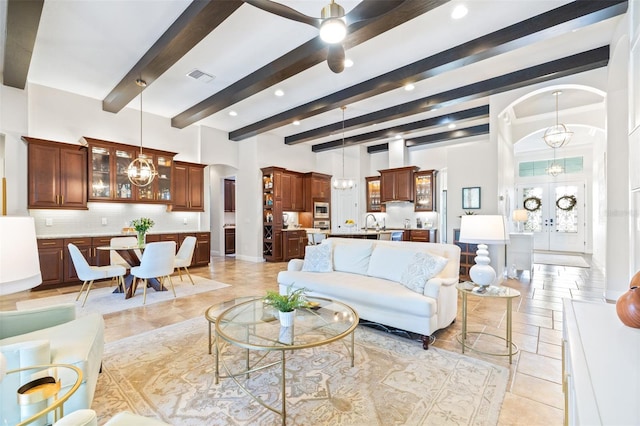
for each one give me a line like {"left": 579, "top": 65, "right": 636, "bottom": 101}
{"left": 456, "top": 331, "right": 519, "bottom": 358}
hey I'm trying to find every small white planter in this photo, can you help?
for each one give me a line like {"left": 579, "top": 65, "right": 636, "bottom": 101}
{"left": 278, "top": 310, "right": 295, "bottom": 327}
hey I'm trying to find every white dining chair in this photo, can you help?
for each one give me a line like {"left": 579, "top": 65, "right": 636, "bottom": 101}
{"left": 68, "top": 243, "right": 126, "bottom": 307}
{"left": 174, "top": 236, "right": 197, "bottom": 285}
{"left": 130, "top": 241, "right": 176, "bottom": 304}
{"left": 310, "top": 232, "right": 326, "bottom": 245}
{"left": 109, "top": 236, "right": 139, "bottom": 268}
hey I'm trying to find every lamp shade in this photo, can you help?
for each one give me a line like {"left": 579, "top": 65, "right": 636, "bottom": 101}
{"left": 512, "top": 209, "right": 528, "bottom": 223}
{"left": 459, "top": 215, "right": 509, "bottom": 244}
{"left": 0, "top": 217, "right": 42, "bottom": 295}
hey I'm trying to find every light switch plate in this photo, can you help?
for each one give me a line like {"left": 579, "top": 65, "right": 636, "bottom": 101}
{"left": 101, "top": 217, "right": 108, "bottom": 225}
{"left": 45, "top": 218, "right": 53, "bottom": 226}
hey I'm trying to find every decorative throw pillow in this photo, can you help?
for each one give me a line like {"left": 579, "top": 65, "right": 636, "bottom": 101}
{"left": 400, "top": 252, "right": 448, "bottom": 294}
{"left": 302, "top": 243, "right": 333, "bottom": 272}
{"left": 333, "top": 243, "right": 374, "bottom": 275}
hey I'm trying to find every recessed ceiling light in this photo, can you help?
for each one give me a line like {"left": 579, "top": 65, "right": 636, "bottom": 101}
{"left": 448, "top": 123, "right": 456, "bottom": 129}
{"left": 293, "top": 120, "right": 300, "bottom": 126}
{"left": 344, "top": 58, "right": 354, "bottom": 68}
{"left": 274, "top": 89, "right": 284, "bottom": 97}
{"left": 395, "top": 135, "right": 403, "bottom": 139}
{"left": 229, "top": 110, "right": 237, "bottom": 117}
{"left": 451, "top": 4, "right": 468, "bottom": 20}
{"left": 404, "top": 83, "right": 415, "bottom": 91}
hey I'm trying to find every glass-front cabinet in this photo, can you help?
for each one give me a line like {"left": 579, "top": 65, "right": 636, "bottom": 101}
{"left": 84, "top": 137, "right": 176, "bottom": 204}
{"left": 366, "top": 176, "right": 383, "bottom": 212}
{"left": 414, "top": 170, "right": 436, "bottom": 212}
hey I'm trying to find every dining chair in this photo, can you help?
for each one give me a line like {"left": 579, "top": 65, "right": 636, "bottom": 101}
{"left": 109, "top": 236, "right": 139, "bottom": 268}
{"left": 68, "top": 243, "right": 126, "bottom": 307}
{"left": 130, "top": 241, "right": 176, "bottom": 304}
{"left": 310, "top": 232, "right": 326, "bottom": 245}
{"left": 174, "top": 236, "right": 197, "bottom": 285}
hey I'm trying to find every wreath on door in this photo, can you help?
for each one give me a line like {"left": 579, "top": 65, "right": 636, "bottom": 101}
{"left": 523, "top": 196, "right": 542, "bottom": 212}
{"left": 556, "top": 195, "right": 577, "bottom": 211}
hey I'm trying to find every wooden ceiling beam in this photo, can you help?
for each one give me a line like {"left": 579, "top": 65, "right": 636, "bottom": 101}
{"left": 172, "top": 0, "right": 446, "bottom": 129}
{"left": 232, "top": 0, "right": 626, "bottom": 142}
{"left": 311, "top": 105, "right": 489, "bottom": 153}
{"left": 366, "top": 124, "right": 490, "bottom": 153}
{"left": 3, "top": 0, "right": 44, "bottom": 89}
{"left": 102, "top": 0, "right": 243, "bottom": 113}
{"left": 287, "top": 46, "right": 609, "bottom": 144}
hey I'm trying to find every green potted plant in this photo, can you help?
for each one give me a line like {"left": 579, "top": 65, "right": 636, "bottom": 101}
{"left": 264, "top": 286, "right": 308, "bottom": 326}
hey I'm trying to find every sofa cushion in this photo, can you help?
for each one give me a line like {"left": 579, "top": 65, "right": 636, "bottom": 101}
{"left": 333, "top": 242, "right": 373, "bottom": 275}
{"left": 400, "top": 252, "right": 449, "bottom": 294}
{"left": 367, "top": 245, "right": 417, "bottom": 282}
{"left": 302, "top": 243, "right": 332, "bottom": 272}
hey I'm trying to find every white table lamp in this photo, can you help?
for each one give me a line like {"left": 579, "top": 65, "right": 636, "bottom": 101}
{"left": 512, "top": 209, "right": 528, "bottom": 232}
{"left": 459, "top": 215, "right": 509, "bottom": 287}
{"left": 0, "top": 216, "right": 42, "bottom": 295}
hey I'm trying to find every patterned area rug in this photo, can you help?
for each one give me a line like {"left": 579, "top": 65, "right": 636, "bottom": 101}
{"left": 93, "top": 317, "right": 508, "bottom": 425}
{"left": 16, "top": 276, "right": 230, "bottom": 316}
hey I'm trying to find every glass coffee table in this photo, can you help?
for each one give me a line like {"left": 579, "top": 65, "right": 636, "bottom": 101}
{"left": 213, "top": 296, "right": 358, "bottom": 425}
{"left": 3, "top": 364, "right": 82, "bottom": 426}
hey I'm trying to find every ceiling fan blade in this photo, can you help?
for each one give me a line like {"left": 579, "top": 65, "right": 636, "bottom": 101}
{"left": 345, "top": 0, "right": 406, "bottom": 25}
{"left": 327, "top": 44, "right": 345, "bottom": 74}
{"left": 244, "top": 0, "right": 321, "bottom": 28}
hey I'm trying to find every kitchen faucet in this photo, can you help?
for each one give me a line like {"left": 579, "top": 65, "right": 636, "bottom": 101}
{"left": 365, "top": 214, "right": 377, "bottom": 232}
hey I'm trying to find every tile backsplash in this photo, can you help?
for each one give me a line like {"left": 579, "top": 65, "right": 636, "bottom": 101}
{"left": 31, "top": 203, "right": 204, "bottom": 237}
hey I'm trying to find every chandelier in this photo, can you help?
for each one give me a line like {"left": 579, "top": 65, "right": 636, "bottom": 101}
{"left": 127, "top": 79, "right": 157, "bottom": 187}
{"left": 543, "top": 90, "right": 573, "bottom": 148}
{"left": 546, "top": 148, "right": 563, "bottom": 177}
{"left": 333, "top": 106, "right": 354, "bottom": 190}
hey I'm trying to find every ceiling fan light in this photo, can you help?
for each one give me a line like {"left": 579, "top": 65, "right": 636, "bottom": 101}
{"left": 320, "top": 18, "right": 347, "bottom": 43}
{"left": 543, "top": 124, "right": 573, "bottom": 148}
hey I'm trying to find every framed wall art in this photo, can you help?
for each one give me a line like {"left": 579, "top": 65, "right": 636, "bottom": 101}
{"left": 462, "top": 187, "right": 481, "bottom": 209}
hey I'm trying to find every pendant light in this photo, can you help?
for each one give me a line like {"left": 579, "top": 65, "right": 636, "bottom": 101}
{"left": 546, "top": 148, "right": 563, "bottom": 177}
{"left": 333, "top": 106, "right": 354, "bottom": 190}
{"left": 543, "top": 91, "right": 573, "bottom": 148}
{"left": 127, "top": 79, "right": 157, "bottom": 187}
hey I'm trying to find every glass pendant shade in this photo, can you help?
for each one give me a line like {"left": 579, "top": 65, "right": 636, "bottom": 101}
{"left": 334, "top": 105, "right": 354, "bottom": 190}
{"left": 543, "top": 91, "right": 573, "bottom": 148}
{"left": 320, "top": 1, "right": 346, "bottom": 43}
{"left": 546, "top": 162, "right": 564, "bottom": 177}
{"left": 127, "top": 156, "right": 156, "bottom": 187}
{"left": 128, "top": 78, "right": 157, "bottom": 187}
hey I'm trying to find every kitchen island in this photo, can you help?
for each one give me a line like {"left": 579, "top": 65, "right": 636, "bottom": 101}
{"left": 328, "top": 230, "right": 396, "bottom": 240}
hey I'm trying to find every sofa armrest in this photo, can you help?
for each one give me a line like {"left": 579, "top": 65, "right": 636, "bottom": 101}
{"left": 0, "top": 303, "right": 76, "bottom": 339}
{"left": 288, "top": 259, "right": 304, "bottom": 271}
{"left": 423, "top": 277, "right": 458, "bottom": 299}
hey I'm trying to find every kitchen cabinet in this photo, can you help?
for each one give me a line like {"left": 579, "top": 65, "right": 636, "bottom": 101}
{"left": 283, "top": 230, "right": 307, "bottom": 261}
{"left": 91, "top": 236, "right": 114, "bottom": 266}
{"left": 63, "top": 237, "right": 92, "bottom": 283}
{"left": 171, "top": 161, "right": 206, "bottom": 211}
{"left": 303, "top": 172, "right": 332, "bottom": 210}
{"left": 365, "top": 176, "right": 384, "bottom": 212}
{"left": 24, "top": 137, "right": 88, "bottom": 210}
{"left": 282, "top": 171, "right": 304, "bottom": 211}
{"left": 225, "top": 228, "right": 235, "bottom": 254}
{"left": 194, "top": 232, "right": 211, "bottom": 266}
{"left": 37, "top": 239, "right": 64, "bottom": 287}
{"left": 83, "top": 137, "right": 177, "bottom": 204}
{"left": 405, "top": 229, "right": 436, "bottom": 243}
{"left": 224, "top": 179, "right": 236, "bottom": 212}
{"left": 414, "top": 170, "right": 436, "bottom": 212}
{"left": 262, "top": 167, "right": 285, "bottom": 262}
{"left": 379, "top": 166, "right": 418, "bottom": 203}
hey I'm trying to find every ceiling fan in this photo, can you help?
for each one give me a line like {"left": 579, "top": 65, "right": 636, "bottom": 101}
{"left": 244, "top": 0, "right": 404, "bottom": 73}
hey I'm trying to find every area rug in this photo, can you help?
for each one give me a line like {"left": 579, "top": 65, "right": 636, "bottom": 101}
{"left": 533, "top": 252, "right": 589, "bottom": 268}
{"left": 16, "top": 276, "right": 230, "bottom": 316}
{"left": 93, "top": 317, "right": 508, "bottom": 425}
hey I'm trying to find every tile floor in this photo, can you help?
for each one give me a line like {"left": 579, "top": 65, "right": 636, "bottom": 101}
{"left": 1, "top": 253, "right": 607, "bottom": 425}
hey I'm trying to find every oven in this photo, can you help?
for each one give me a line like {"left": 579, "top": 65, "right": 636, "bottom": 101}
{"left": 313, "top": 201, "right": 330, "bottom": 219}
{"left": 313, "top": 220, "right": 330, "bottom": 230}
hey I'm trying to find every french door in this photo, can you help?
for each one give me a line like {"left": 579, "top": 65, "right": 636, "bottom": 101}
{"left": 516, "top": 182, "right": 585, "bottom": 253}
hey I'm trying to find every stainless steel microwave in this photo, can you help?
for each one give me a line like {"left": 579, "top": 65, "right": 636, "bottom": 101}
{"left": 313, "top": 201, "right": 330, "bottom": 219}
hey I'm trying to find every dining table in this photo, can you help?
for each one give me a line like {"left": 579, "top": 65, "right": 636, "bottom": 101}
{"left": 96, "top": 245, "right": 168, "bottom": 299}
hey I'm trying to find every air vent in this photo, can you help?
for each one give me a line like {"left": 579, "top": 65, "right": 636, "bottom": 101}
{"left": 186, "top": 69, "right": 215, "bottom": 83}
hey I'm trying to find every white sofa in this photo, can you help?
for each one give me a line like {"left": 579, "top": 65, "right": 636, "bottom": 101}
{"left": 277, "top": 237, "right": 461, "bottom": 349}
{"left": 0, "top": 304, "right": 104, "bottom": 425}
